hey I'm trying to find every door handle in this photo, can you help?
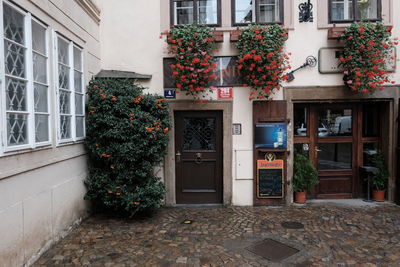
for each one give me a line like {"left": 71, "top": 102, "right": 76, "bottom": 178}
{"left": 176, "top": 151, "right": 181, "bottom": 163}
{"left": 195, "top": 153, "right": 202, "bottom": 164}
{"left": 315, "top": 147, "right": 322, "bottom": 152}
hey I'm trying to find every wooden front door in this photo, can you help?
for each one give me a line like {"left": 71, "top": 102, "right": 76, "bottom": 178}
{"left": 311, "top": 104, "right": 357, "bottom": 198}
{"left": 174, "top": 111, "right": 223, "bottom": 204}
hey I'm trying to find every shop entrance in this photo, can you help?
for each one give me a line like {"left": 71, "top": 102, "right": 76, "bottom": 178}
{"left": 294, "top": 102, "right": 382, "bottom": 199}
{"left": 174, "top": 111, "right": 223, "bottom": 204}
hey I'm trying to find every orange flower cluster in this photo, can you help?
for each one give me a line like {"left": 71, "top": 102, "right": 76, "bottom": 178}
{"left": 110, "top": 96, "right": 117, "bottom": 102}
{"left": 101, "top": 153, "right": 112, "bottom": 158}
{"left": 88, "top": 106, "right": 96, "bottom": 114}
{"left": 132, "top": 95, "right": 143, "bottom": 104}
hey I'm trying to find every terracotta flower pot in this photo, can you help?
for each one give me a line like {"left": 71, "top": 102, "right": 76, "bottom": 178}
{"left": 372, "top": 190, "right": 385, "bottom": 202}
{"left": 294, "top": 192, "right": 306, "bottom": 204}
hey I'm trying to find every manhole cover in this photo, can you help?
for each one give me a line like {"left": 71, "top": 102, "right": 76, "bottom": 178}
{"left": 246, "top": 238, "right": 299, "bottom": 262}
{"left": 281, "top": 221, "right": 304, "bottom": 229}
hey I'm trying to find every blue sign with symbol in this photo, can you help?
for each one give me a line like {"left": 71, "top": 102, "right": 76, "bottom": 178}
{"left": 164, "top": 89, "right": 176, "bottom": 99}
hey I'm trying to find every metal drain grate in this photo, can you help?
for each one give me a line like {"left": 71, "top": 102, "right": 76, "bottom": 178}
{"left": 281, "top": 221, "right": 304, "bottom": 229}
{"left": 246, "top": 238, "right": 299, "bottom": 262}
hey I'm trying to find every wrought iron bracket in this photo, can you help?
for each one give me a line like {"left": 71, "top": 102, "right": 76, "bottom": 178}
{"left": 286, "top": 56, "right": 317, "bottom": 82}
{"left": 299, "top": 0, "right": 314, "bottom": 22}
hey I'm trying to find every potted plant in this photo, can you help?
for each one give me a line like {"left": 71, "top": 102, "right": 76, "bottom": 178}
{"left": 293, "top": 153, "right": 318, "bottom": 204}
{"left": 370, "top": 151, "right": 389, "bottom": 202}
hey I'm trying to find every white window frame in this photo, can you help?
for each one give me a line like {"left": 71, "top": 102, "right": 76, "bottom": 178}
{"left": 0, "top": 0, "right": 51, "bottom": 156}
{"left": 54, "top": 33, "right": 85, "bottom": 145}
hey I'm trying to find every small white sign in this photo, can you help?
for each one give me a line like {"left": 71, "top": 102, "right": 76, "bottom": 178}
{"left": 232, "top": 123, "right": 242, "bottom": 135}
{"left": 318, "top": 47, "right": 396, "bottom": 74}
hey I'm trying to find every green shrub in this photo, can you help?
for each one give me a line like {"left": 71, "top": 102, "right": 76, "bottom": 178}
{"left": 370, "top": 151, "right": 389, "bottom": 190}
{"left": 84, "top": 78, "right": 170, "bottom": 217}
{"left": 293, "top": 153, "right": 318, "bottom": 192}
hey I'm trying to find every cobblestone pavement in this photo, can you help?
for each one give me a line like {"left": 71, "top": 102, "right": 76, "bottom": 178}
{"left": 34, "top": 202, "right": 400, "bottom": 267}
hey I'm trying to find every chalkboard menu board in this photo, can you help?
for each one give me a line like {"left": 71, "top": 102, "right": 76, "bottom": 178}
{"left": 257, "top": 160, "right": 284, "bottom": 198}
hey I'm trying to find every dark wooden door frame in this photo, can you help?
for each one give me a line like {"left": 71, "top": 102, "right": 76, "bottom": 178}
{"left": 174, "top": 110, "right": 223, "bottom": 204}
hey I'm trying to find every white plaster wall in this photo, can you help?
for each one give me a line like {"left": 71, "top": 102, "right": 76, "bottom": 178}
{"left": 0, "top": 155, "right": 88, "bottom": 267}
{"left": 99, "top": 0, "right": 400, "bottom": 206}
{"left": 0, "top": 0, "right": 101, "bottom": 266}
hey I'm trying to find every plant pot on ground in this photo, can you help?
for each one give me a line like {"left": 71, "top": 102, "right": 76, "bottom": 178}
{"left": 370, "top": 151, "right": 389, "bottom": 202}
{"left": 293, "top": 153, "right": 318, "bottom": 204}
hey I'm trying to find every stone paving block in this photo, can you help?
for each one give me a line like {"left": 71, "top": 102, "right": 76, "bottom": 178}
{"left": 32, "top": 203, "right": 400, "bottom": 266}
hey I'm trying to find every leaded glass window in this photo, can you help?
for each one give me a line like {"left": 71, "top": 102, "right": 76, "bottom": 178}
{"left": 32, "top": 20, "right": 49, "bottom": 144}
{"left": 183, "top": 118, "right": 216, "bottom": 151}
{"left": 1, "top": 2, "right": 51, "bottom": 150}
{"left": 3, "top": 2, "right": 28, "bottom": 146}
{"left": 56, "top": 35, "right": 85, "bottom": 142}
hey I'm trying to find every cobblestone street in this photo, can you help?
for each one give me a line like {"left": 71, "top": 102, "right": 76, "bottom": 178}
{"left": 34, "top": 201, "right": 400, "bottom": 267}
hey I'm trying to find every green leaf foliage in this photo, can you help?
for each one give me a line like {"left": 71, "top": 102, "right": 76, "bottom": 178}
{"left": 293, "top": 153, "right": 318, "bottom": 192}
{"left": 370, "top": 151, "right": 389, "bottom": 190}
{"left": 84, "top": 78, "right": 171, "bottom": 217}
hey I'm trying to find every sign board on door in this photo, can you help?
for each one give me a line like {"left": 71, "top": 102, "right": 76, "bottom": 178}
{"left": 217, "top": 87, "right": 233, "bottom": 99}
{"left": 318, "top": 47, "right": 397, "bottom": 74}
{"left": 257, "top": 160, "right": 284, "bottom": 198}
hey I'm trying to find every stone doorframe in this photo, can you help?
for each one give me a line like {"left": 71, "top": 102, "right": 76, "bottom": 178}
{"left": 285, "top": 85, "right": 400, "bottom": 202}
{"left": 164, "top": 100, "right": 233, "bottom": 206}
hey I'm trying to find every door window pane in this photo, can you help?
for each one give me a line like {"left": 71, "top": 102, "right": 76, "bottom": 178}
{"left": 258, "top": 0, "right": 280, "bottom": 23}
{"left": 363, "top": 103, "right": 380, "bottom": 137}
{"left": 357, "top": 0, "right": 378, "bottom": 20}
{"left": 294, "top": 143, "right": 309, "bottom": 158}
{"left": 294, "top": 105, "right": 308, "bottom": 136}
{"left": 235, "top": 0, "right": 253, "bottom": 23}
{"left": 318, "top": 108, "right": 352, "bottom": 137}
{"left": 183, "top": 118, "right": 216, "bottom": 150}
{"left": 363, "top": 142, "right": 379, "bottom": 166}
{"left": 318, "top": 143, "right": 352, "bottom": 170}
{"left": 173, "top": 1, "right": 194, "bottom": 25}
{"left": 198, "top": 0, "right": 217, "bottom": 24}
{"left": 331, "top": 0, "right": 354, "bottom": 21}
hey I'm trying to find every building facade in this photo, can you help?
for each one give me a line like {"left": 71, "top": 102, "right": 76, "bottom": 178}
{"left": 99, "top": 0, "right": 400, "bottom": 206}
{"left": 1, "top": 0, "right": 400, "bottom": 266}
{"left": 0, "top": 0, "right": 100, "bottom": 266}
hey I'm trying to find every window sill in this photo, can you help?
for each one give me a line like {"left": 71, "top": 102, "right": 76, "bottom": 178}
{"left": 327, "top": 25, "right": 393, "bottom": 40}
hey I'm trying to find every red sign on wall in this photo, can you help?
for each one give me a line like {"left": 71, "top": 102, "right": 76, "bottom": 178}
{"left": 217, "top": 87, "right": 233, "bottom": 99}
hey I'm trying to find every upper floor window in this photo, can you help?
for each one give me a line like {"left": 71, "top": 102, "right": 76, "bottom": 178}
{"left": 233, "top": 0, "right": 283, "bottom": 25}
{"left": 1, "top": 1, "right": 51, "bottom": 151}
{"left": 170, "top": 0, "right": 221, "bottom": 26}
{"left": 330, "top": 0, "right": 381, "bottom": 23}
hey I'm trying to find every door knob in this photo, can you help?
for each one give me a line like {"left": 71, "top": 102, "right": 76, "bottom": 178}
{"left": 195, "top": 153, "right": 202, "bottom": 164}
{"left": 176, "top": 151, "right": 181, "bottom": 163}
